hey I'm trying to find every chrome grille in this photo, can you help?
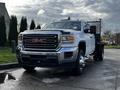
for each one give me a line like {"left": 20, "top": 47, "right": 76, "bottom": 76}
{"left": 23, "top": 34, "right": 58, "bottom": 50}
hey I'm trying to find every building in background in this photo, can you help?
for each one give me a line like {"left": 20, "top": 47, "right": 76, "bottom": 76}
{"left": 0, "top": 2, "right": 10, "bottom": 38}
{"left": 115, "top": 33, "right": 120, "bottom": 45}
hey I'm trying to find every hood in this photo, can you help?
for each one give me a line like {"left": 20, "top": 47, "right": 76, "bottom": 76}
{"left": 20, "top": 28, "right": 81, "bottom": 35}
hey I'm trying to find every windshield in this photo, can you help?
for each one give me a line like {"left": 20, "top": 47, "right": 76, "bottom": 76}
{"left": 43, "top": 21, "right": 81, "bottom": 30}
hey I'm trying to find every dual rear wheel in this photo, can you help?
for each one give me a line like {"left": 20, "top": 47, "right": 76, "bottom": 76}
{"left": 94, "top": 45, "right": 104, "bottom": 61}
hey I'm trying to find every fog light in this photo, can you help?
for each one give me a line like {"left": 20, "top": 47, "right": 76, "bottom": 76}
{"left": 64, "top": 52, "right": 73, "bottom": 59}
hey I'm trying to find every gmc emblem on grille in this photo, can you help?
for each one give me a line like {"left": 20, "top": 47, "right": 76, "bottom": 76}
{"left": 31, "top": 38, "right": 46, "bottom": 43}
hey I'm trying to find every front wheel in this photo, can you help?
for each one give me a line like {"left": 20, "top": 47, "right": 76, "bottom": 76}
{"left": 23, "top": 66, "right": 35, "bottom": 72}
{"left": 73, "top": 49, "right": 85, "bottom": 74}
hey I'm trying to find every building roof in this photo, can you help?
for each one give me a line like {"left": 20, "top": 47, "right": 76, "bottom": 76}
{"left": 0, "top": 2, "right": 10, "bottom": 23}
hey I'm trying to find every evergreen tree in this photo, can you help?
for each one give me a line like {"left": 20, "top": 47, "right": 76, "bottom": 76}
{"left": 30, "top": 19, "right": 35, "bottom": 30}
{"left": 36, "top": 24, "right": 41, "bottom": 29}
{"left": 0, "top": 16, "right": 6, "bottom": 46}
{"left": 68, "top": 16, "right": 71, "bottom": 20}
{"left": 19, "top": 16, "right": 27, "bottom": 32}
{"left": 8, "top": 15, "right": 18, "bottom": 45}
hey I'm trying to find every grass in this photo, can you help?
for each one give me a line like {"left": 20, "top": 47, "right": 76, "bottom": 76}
{"left": 105, "top": 45, "right": 120, "bottom": 49}
{"left": 0, "top": 45, "right": 119, "bottom": 64}
{"left": 0, "top": 47, "right": 17, "bottom": 64}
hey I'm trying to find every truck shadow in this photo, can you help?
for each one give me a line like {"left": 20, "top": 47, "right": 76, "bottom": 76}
{"left": 22, "top": 59, "right": 120, "bottom": 79}
{"left": 17, "top": 59, "right": 120, "bottom": 90}
{"left": 0, "top": 72, "right": 16, "bottom": 84}
{"left": 23, "top": 60, "right": 105, "bottom": 81}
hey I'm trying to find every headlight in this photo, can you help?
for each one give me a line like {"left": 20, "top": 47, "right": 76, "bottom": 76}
{"left": 61, "top": 35, "right": 75, "bottom": 43}
{"left": 18, "top": 34, "right": 23, "bottom": 45}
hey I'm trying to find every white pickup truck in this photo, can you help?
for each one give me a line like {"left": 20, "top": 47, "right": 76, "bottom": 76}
{"left": 16, "top": 19, "right": 104, "bottom": 74}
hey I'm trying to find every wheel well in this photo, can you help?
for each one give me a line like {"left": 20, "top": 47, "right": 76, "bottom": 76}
{"left": 78, "top": 41, "right": 86, "bottom": 55}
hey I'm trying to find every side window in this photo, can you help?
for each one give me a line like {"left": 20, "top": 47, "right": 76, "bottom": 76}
{"left": 90, "top": 26, "right": 96, "bottom": 34}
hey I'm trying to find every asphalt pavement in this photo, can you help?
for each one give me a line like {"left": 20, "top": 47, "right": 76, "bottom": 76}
{"left": 0, "top": 49, "right": 120, "bottom": 90}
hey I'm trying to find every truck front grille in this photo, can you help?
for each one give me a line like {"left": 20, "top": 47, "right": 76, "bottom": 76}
{"left": 23, "top": 34, "right": 58, "bottom": 50}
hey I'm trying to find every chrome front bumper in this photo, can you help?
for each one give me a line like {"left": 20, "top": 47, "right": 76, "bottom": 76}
{"left": 16, "top": 47, "right": 78, "bottom": 67}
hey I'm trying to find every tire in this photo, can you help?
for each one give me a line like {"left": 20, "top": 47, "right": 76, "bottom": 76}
{"left": 99, "top": 48, "right": 104, "bottom": 61}
{"left": 73, "top": 49, "right": 85, "bottom": 74}
{"left": 23, "top": 66, "right": 35, "bottom": 72}
{"left": 94, "top": 46, "right": 104, "bottom": 61}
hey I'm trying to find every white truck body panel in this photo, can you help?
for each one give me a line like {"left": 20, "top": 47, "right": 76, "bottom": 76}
{"left": 16, "top": 20, "right": 101, "bottom": 68}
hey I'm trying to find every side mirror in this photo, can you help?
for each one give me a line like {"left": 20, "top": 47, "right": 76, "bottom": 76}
{"left": 84, "top": 29, "right": 90, "bottom": 33}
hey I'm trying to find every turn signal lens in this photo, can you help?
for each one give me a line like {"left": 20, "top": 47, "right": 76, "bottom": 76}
{"left": 62, "top": 35, "right": 75, "bottom": 43}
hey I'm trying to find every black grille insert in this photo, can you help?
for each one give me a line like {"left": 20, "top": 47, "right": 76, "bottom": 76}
{"left": 23, "top": 34, "right": 58, "bottom": 49}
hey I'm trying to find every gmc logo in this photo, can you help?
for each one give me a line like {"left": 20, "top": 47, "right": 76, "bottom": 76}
{"left": 31, "top": 38, "right": 46, "bottom": 43}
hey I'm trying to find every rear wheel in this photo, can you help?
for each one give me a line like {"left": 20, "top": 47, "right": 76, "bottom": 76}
{"left": 94, "top": 45, "right": 104, "bottom": 61}
{"left": 99, "top": 48, "right": 104, "bottom": 61}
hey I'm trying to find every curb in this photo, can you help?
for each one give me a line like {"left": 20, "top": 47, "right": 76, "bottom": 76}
{"left": 0, "top": 63, "right": 20, "bottom": 70}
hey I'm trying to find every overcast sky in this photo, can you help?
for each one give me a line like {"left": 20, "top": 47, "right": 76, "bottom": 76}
{"left": 0, "top": 0, "right": 120, "bottom": 32}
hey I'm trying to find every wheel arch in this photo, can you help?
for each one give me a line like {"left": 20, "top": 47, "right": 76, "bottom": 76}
{"left": 78, "top": 41, "right": 86, "bottom": 55}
